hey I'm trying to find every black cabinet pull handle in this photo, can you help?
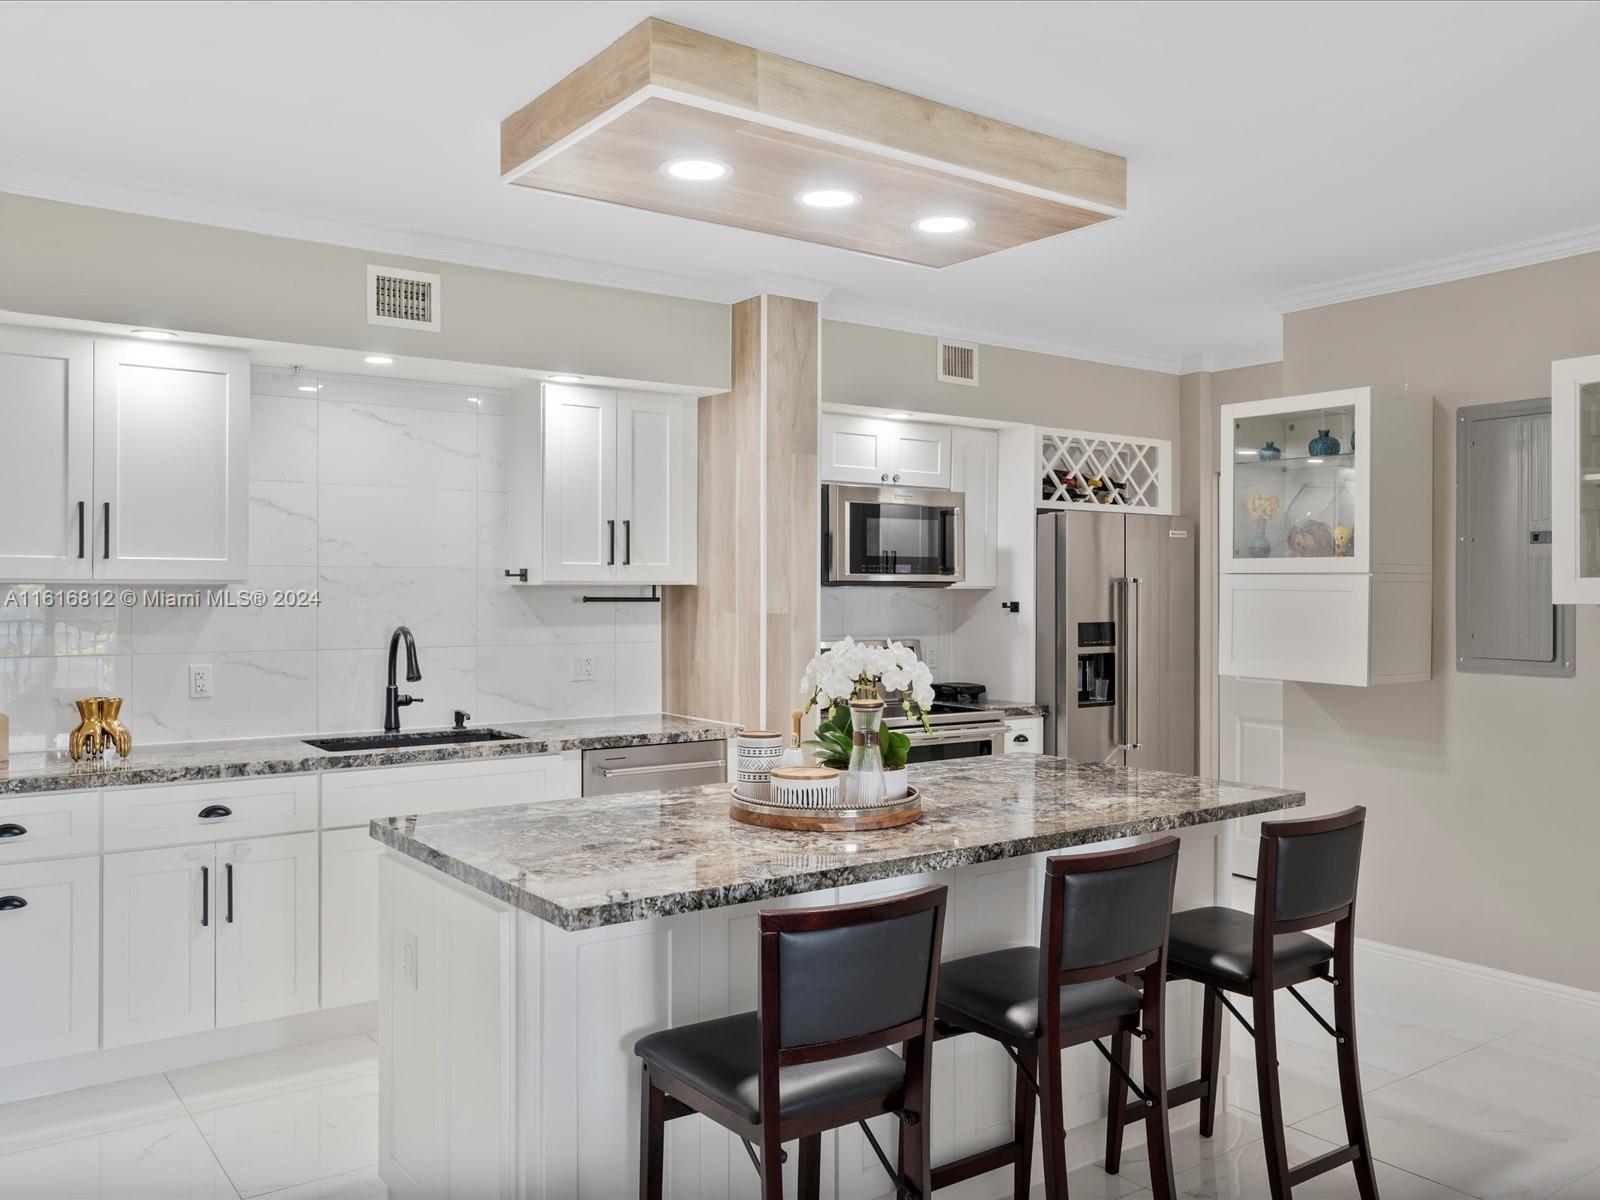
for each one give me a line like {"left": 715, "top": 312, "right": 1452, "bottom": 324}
{"left": 623, "top": 519, "right": 631, "bottom": 566}
{"left": 77, "top": 500, "right": 86, "bottom": 559}
{"left": 201, "top": 865, "right": 209, "bottom": 927}
{"left": 225, "top": 863, "right": 234, "bottom": 924}
{"left": 0, "top": 824, "right": 26, "bottom": 839}
{"left": 0, "top": 895, "right": 27, "bottom": 911}
{"left": 198, "top": 805, "right": 232, "bottom": 819}
{"left": 1013, "top": 734, "right": 1030, "bottom": 743}
{"left": 103, "top": 501, "right": 110, "bottom": 560}
{"left": 606, "top": 519, "right": 616, "bottom": 566}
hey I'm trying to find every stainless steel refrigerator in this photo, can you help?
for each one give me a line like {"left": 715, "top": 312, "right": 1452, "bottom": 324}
{"left": 1035, "top": 512, "right": 1197, "bottom": 771}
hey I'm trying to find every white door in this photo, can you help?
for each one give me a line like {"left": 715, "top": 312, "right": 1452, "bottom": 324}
{"left": 542, "top": 384, "right": 617, "bottom": 582}
{"left": 819, "top": 413, "right": 895, "bottom": 484}
{"left": 616, "top": 392, "right": 695, "bottom": 583}
{"left": 887, "top": 421, "right": 953, "bottom": 488}
{"left": 949, "top": 427, "right": 998, "bottom": 589}
{"left": 321, "top": 826, "right": 383, "bottom": 1008}
{"left": 103, "top": 844, "right": 215, "bottom": 1047}
{"left": 1551, "top": 354, "right": 1600, "bottom": 604}
{"left": 93, "top": 339, "right": 250, "bottom": 582}
{"left": 1219, "top": 675, "right": 1284, "bottom": 878}
{"left": 216, "top": 832, "right": 319, "bottom": 1027}
{"left": 0, "top": 328, "right": 94, "bottom": 580}
{"left": 0, "top": 855, "right": 100, "bottom": 1067}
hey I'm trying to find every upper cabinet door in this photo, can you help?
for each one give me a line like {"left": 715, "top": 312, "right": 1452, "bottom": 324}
{"left": 949, "top": 427, "right": 998, "bottom": 590}
{"left": 0, "top": 328, "right": 94, "bottom": 580}
{"left": 542, "top": 385, "right": 618, "bottom": 582}
{"left": 887, "top": 421, "right": 953, "bottom": 488}
{"left": 1552, "top": 355, "right": 1600, "bottom": 604}
{"left": 616, "top": 392, "right": 696, "bottom": 584}
{"left": 93, "top": 339, "right": 250, "bottom": 582}
{"left": 820, "top": 413, "right": 895, "bottom": 484}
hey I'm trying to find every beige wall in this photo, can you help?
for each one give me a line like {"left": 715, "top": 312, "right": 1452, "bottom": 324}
{"left": 1283, "top": 250, "right": 1600, "bottom": 991}
{"left": 0, "top": 193, "right": 730, "bottom": 389}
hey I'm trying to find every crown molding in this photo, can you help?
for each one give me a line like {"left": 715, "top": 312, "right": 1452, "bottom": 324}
{"left": 1274, "top": 221, "right": 1600, "bottom": 314}
{"left": 1177, "top": 344, "right": 1283, "bottom": 375}
{"left": 728, "top": 273, "right": 836, "bottom": 304}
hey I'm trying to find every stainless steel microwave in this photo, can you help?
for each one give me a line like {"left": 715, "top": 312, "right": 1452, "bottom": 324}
{"left": 823, "top": 484, "right": 965, "bottom": 586}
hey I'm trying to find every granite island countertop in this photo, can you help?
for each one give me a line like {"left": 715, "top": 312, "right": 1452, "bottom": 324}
{"left": 372, "top": 754, "right": 1303, "bottom": 931}
{"left": 0, "top": 713, "right": 738, "bottom": 797}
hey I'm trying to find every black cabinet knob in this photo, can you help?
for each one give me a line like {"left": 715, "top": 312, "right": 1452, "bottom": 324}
{"left": 198, "top": 805, "right": 232, "bottom": 819}
{"left": 0, "top": 895, "right": 27, "bottom": 911}
{"left": 0, "top": 824, "right": 26, "bottom": 838}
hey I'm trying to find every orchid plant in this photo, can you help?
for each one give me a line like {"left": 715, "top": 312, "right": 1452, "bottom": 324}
{"left": 799, "top": 637, "right": 935, "bottom": 729}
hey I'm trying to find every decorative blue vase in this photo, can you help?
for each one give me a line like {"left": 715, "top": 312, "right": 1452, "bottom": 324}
{"left": 1307, "top": 429, "right": 1341, "bottom": 456}
{"left": 1258, "top": 440, "right": 1282, "bottom": 461}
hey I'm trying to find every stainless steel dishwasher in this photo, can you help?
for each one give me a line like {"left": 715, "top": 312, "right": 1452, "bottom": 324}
{"left": 580, "top": 739, "right": 727, "bottom": 796}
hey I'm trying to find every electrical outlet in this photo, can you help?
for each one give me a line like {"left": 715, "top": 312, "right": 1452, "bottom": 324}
{"left": 400, "top": 933, "right": 419, "bottom": 989}
{"left": 570, "top": 655, "right": 596, "bottom": 682}
{"left": 189, "top": 663, "right": 213, "bottom": 699}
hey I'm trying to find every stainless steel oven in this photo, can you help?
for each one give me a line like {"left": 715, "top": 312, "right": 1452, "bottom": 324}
{"left": 823, "top": 484, "right": 964, "bottom": 586}
{"left": 886, "top": 708, "right": 1007, "bottom": 763}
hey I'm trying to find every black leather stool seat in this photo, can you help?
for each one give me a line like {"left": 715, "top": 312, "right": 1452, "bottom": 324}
{"left": 936, "top": 946, "right": 1144, "bottom": 1041}
{"left": 634, "top": 1012, "right": 905, "bottom": 1124}
{"left": 1167, "top": 906, "right": 1332, "bottom": 989}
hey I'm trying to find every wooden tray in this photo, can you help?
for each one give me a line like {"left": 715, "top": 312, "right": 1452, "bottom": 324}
{"left": 729, "top": 786, "right": 922, "bottom": 832}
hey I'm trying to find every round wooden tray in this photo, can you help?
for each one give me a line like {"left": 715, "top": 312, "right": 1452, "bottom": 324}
{"left": 729, "top": 786, "right": 922, "bottom": 832}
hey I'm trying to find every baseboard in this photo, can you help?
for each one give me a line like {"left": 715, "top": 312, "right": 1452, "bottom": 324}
{"left": 0, "top": 1003, "right": 377, "bottom": 1103}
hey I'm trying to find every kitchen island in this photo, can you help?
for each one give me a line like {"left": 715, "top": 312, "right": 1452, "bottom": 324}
{"left": 372, "top": 754, "right": 1302, "bottom": 1200}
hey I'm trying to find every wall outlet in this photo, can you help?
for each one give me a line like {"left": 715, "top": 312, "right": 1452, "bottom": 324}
{"left": 189, "top": 663, "right": 213, "bottom": 699}
{"left": 570, "top": 655, "right": 596, "bottom": 682}
{"left": 400, "top": 932, "right": 419, "bottom": 989}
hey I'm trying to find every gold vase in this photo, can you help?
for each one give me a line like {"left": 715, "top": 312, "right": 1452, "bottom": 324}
{"left": 69, "top": 698, "right": 107, "bottom": 761}
{"left": 101, "top": 697, "right": 132, "bottom": 758}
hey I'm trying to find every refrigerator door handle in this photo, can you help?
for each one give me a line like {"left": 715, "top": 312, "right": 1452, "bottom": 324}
{"left": 1126, "top": 576, "right": 1142, "bottom": 751}
{"left": 1110, "top": 576, "right": 1129, "bottom": 757}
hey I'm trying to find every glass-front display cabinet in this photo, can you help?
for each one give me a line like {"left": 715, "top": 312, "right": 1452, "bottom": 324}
{"left": 1552, "top": 355, "right": 1600, "bottom": 605}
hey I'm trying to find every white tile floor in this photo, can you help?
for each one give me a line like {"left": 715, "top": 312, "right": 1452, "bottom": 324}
{"left": 1, "top": 887, "right": 1596, "bottom": 1200}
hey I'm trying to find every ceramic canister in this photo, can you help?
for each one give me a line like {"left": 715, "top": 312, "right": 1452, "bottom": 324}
{"left": 736, "top": 730, "right": 785, "bottom": 800}
{"left": 769, "top": 766, "right": 841, "bottom": 809}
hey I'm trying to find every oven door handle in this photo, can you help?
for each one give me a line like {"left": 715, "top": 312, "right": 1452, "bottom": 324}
{"left": 908, "top": 725, "right": 1008, "bottom": 744}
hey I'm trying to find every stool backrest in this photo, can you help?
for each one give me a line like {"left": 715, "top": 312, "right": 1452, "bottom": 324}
{"left": 1039, "top": 837, "right": 1180, "bottom": 989}
{"left": 758, "top": 884, "right": 947, "bottom": 1068}
{"left": 1254, "top": 806, "right": 1367, "bottom": 935}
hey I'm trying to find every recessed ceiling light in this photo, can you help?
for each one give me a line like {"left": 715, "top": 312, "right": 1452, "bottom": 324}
{"left": 130, "top": 328, "right": 176, "bottom": 340}
{"left": 548, "top": 374, "right": 584, "bottom": 384}
{"left": 363, "top": 355, "right": 394, "bottom": 366}
{"left": 797, "top": 188, "right": 860, "bottom": 209}
{"left": 914, "top": 215, "right": 973, "bottom": 235}
{"left": 662, "top": 159, "right": 729, "bottom": 182}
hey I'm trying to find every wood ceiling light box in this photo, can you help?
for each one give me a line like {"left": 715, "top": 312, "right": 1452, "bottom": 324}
{"left": 500, "top": 19, "right": 1126, "bottom": 268}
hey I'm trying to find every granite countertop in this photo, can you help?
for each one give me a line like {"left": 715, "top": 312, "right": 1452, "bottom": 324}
{"left": 940, "top": 699, "right": 1047, "bottom": 718}
{"left": 372, "top": 754, "right": 1303, "bottom": 931}
{"left": 0, "top": 714, "right": 738, "bottom": 797}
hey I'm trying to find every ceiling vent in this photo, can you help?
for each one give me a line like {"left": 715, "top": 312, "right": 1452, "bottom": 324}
{"left": 367, "top": 265, "right": 441, "bottom": 332}
{"left": 937, "top": 338, "right": 978, "bottom": 386}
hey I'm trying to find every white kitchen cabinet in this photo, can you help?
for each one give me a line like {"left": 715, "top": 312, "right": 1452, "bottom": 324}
{"left": 216, "top": 832, "right": 319, "bottom": 1028}
{"left": 0, "top": 855, "right": 100, "bottom": 1067}
{"left": 950, "top": 427, "right": 999, "bottom": 589}
{"left": 104, "top": 774, "right": 318, "bottom": 851}
{"left": 1219, "top": 387, "right": 1433, "bottom": 685}
{"left": 321, "top": 826, "right": 384, "bottom": 1010}
{"left": 1551, "top": 354, "right": 1600, "bottom": 604}
{"left": 102, "top": 844, "right": 216, "bottom": 1048}
{"left": 1004, "top": 716, "right": 1043, "bottom": 754}
{"left": 509, "top": 383, "right": 696, "bottom": 585}
{"left": 0, "top": 790, "right": 99, "bottom": 865}
{"left": 0, "top": 328, "right": 94, "bottom": 580}
{"left": 820, "top": 413, "right": 953, "bottom": 488}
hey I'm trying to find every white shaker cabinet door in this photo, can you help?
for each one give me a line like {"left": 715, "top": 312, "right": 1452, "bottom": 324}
{"left": 0, "top": 855, "right": 100, "bottom": 1067}
{"left": 320, "top": 825, "right": 383, "bottom": 1009}
{"left": 887, "top": 421, "right": 953, "bottom": 488}
{"left": 93, "top": 338, "right": 250, "bottom": 582}
{"left": 216, "top": 832, "right": 319, "bottom": 1027}
{"left": 820, "top": 413, "right": 896, "bottom": 484}
{"left": 542, "top": 384, "right": 618, "bottom": 582}
{"left": 949, "top": 426, "right": 998, "bottom": 589}
{"left": 616, "top": 391, "right": 696, "bottom": 584}
{"left": 0, "top": 328, "right": 94, "bottom": 580}
{"left": 103, "top": 844, "right": 216, "bottom": 1047}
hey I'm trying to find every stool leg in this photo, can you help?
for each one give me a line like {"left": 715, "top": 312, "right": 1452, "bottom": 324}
{"left": 1037, "top": 1042, "right": 1070, "bottom": 1198}
{"left": 1104, "top": 1022, "right": 1131, "bottom": 1173}
{"left": 639, "top": 1066, "right": 665, "bottom": 1200}
{"left": 1198, "top": 985, "right": 1223, "bottom": 1138}
{"left": 759, "top": 1124, "right": 785, "bottom": 1200}
{"left": 1014, "top": 1044, "right": 1038, "bottom": 1199}
{"left": 1251, "top": 983, "right": 1293, "bottom": 1200}
{"left": 797, "top": 1133, "right": 821, "bottom": 1200}
{"left": 1140, "top": 975, "right": 1178, "bottom": 1200}
{"left": 1333, "top": 926, "right": 1380, "bottom": 1200}
{"left": 899, "top": 1033, "right": 933, "bottom": 1199}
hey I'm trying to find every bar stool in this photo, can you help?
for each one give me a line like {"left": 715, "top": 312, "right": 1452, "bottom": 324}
{"left": 1107, "top": 807, "right": 1377, "bottom": 1199}
{"left": 634, "top": 884, "right": 947, "bottom": 1200}
{"left": 931, "top": 838, "right": 1182, "bottom": 1199}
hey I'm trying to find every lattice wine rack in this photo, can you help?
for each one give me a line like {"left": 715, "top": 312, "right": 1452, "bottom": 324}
{"left": 1038, "top": 428, "right": 1171, "bottom": 513}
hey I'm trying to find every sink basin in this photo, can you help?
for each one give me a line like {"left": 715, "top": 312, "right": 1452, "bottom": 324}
{"left": 304, "top": 729, "right": 526, "bottom": 753}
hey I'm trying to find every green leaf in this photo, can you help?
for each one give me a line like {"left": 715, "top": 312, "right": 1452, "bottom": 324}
{"left": 880, "top": 728, "right": 912, "bottom": 770}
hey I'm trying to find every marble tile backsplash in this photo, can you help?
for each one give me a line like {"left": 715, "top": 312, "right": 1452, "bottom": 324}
{"left": 0, "top": 369, "right": 663, "bottom": 752}
{"left": 819, "top": 587, "right": 954, "bottom": 682}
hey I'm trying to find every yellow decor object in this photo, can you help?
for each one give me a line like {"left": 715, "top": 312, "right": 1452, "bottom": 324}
{"left": 101, "top": 697, "right": 132, "bottom": 758}
{"left": 69, "top": 696, "right": 133, "bottom": 761}
{"left": 1244, "top": 492, "right": 1281, "bottom": 522}
{"left": 1333, "top": 524, "right": 1355, "bottom": 557}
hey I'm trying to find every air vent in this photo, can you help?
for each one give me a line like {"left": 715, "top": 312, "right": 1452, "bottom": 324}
{"left": 937, "top": 338, "right": 978, "bottom": 386}
{"left": 367, "top": 265, "right": 441, "bottom": 331}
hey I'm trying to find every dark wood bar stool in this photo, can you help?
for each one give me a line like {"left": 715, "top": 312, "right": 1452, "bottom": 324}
{"left": 634, "top": 884, "right": 947, "bottom": 1200}
{"left": 1108, "top": 806, "right": 1378, "bottom": 1199}
{"left": 931, "top": 838, "right": 1181, "bottom": 1199}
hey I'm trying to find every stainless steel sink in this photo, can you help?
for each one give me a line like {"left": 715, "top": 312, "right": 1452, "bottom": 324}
{"left": 304, "top": 728, "right": 525, "bottom": 753}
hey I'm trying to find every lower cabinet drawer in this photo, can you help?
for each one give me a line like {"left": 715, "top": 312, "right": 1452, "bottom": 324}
{"left": 320, "top": 753, "right": 580, "bottom": 828}
{"left": 0, "top": 855, "right": 100, "bottom": 1067}
{"left": 0, "top": 790, "right": 100, "bottom": 864}
{"left": 104, "top": 776, "right": 318, "bottom": 851}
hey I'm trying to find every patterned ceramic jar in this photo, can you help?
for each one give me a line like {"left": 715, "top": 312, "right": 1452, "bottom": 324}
{"left": 736, "top": 730, "right": 785, "bottom": 800}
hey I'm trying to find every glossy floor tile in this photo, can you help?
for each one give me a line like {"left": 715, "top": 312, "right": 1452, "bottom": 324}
{"left": 0, "top": 1116, "right": 239, "bottom": 1199}
{"left": 167, "top": 1033, "right": 378, "bottom": 1114}
{"left": 0, "top": 1072, "right": 187, "bottom": 1156}
{"left": 1172, "top": 1125, "right": 1472, "bottom": 1198}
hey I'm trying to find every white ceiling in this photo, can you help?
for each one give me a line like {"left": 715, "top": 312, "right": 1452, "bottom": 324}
{"left": 3, "top": 0, "right": 1600, "bottom": 373}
